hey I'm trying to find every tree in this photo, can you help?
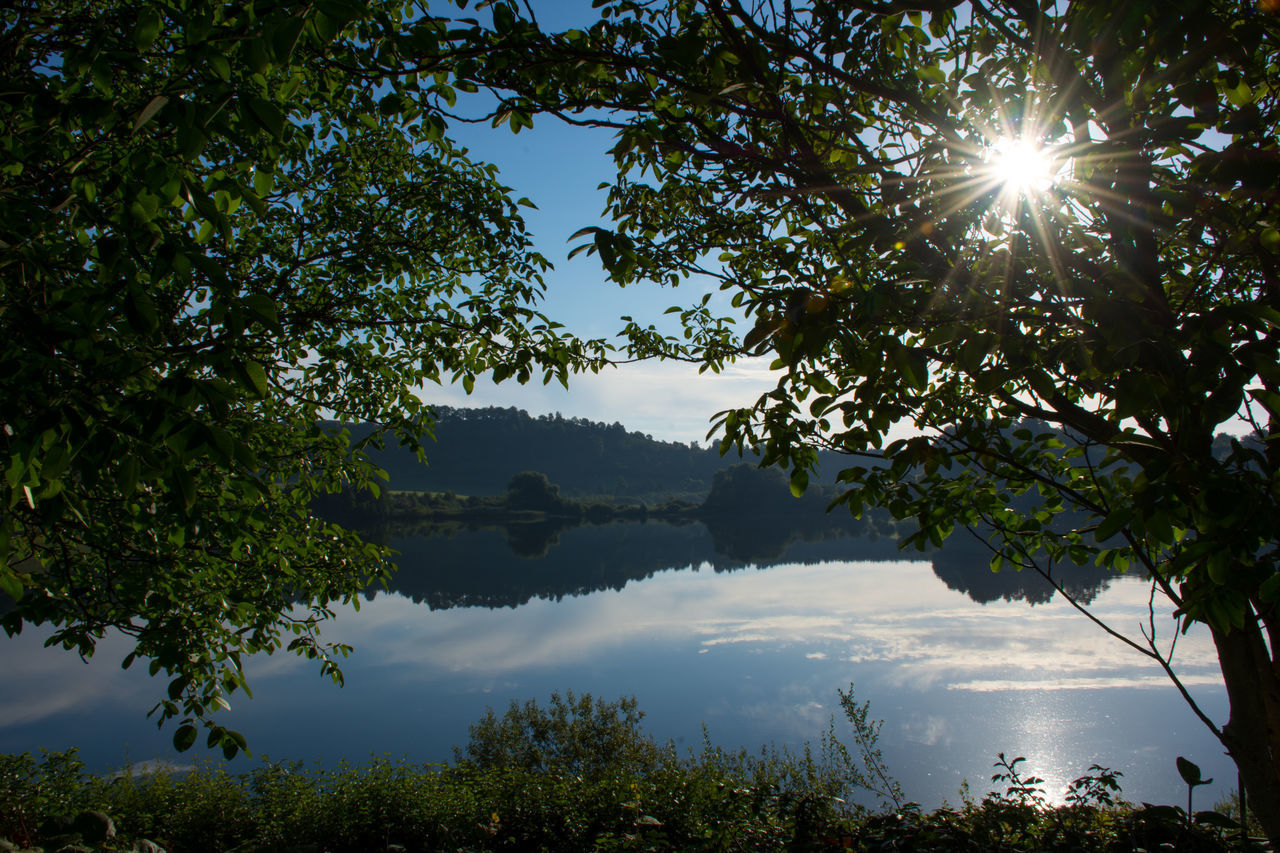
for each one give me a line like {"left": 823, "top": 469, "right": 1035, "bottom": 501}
{"left": 0, "top": 0, "right": 606, "bottom": 756}
{"left": 458, "top": 0, "right": 1280, "bottom": 835}
{"left": 505, "top": 470, "right": 570, "bottom": 512}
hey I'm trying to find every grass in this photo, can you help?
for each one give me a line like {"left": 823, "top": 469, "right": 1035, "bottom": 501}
{"left": 0, "top": 691, "right": 1264, "bottom": 852}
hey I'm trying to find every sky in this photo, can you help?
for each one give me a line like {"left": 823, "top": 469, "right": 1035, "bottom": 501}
{"left": 417, "top": 2, "right": 782, "bottom": 445}
{"left": 430, "top": 107, "right": 781, "bottom": 444}
{"left": 419, "top": 4, "right": 1256, "bottom": 445}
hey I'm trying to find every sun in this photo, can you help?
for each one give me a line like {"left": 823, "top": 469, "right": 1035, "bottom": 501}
{"left": 984, "top": 136, "right": 1065, "bottom": 198}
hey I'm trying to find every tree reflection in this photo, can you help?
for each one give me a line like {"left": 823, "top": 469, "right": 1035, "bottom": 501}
{"left": 352, "top": 514, "right": 1131, "bottom": 612}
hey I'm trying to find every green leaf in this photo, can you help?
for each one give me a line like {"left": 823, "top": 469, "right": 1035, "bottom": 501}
{"left": 1176, "top": 756, "right": 1210, "bottom": 786}
{"left": 1259, "top": 572, "right": 1280, "bottom": 603}
{"left": 117, "top": 456, "right": 140, "bottom": 497}
{"left": 245, "top": 97, "right": 286, "bottom": 139}
{"left": 1094, "top": 508, "right": 1131, "bottom": 542}
{"left": 1226, "top": 81, "right": 1252, "bottom": 106}
{"left": 270, "top": 15, "right": 306, "bottom": 62}
{"left": 743, "top": 316, "right": 783, "bottom": 352}
{"left": 238, "top": 361, "right": 270, "bottom": 397}
{"left": 173, "top": 724, "right": 198, "bottom": 752}
{"left": 492, "top": 2, "right": 515, "bottom": 32}
{"left": 173, "top": 466, "right": 196, "bottom": 512}
{"left": 133, "top": 95, "right": 169, "bottom": 132}
{"left": 1249, "top": 387, "right": 1280, "bottom": 418}
{"left": 242, "top": 294, "right": 279, "bottom": 329}
{"left": 134, "top": 8, "right": 162, "bottom": 48}
{"left": 0, "top": 569, "right": 22, "bottom": 599}
{"left": 244, "top": 37, "right": 271, "bottom": 74}
{"left": 891, "top": 346, "right": 928, "bottom": 390}
{"left": 1195, "top": 810, "right": 1238, "bottom": 829}
{"left": 252, "top": 167, "right": 274, "bottom": 197}
{"left": 125, "top": 284, "right": 160, "bottom": 335}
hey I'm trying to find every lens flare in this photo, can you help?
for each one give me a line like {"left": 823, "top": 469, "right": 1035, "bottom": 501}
{"left": 985, "top": 137, "right": 1063, "bottom": 197}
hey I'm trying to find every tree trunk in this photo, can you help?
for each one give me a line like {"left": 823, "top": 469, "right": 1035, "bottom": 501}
{"left": 1212, "top": 622, "right": 1280, "bottom": 841}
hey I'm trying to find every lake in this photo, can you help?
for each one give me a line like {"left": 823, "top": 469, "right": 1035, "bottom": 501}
{"left": 0, "top": 518, "right": 1234, "bottom": 810}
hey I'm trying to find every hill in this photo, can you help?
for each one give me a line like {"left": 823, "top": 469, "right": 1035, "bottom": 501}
{"left": 340, "top": 406, "right": 752, "bottom": 500}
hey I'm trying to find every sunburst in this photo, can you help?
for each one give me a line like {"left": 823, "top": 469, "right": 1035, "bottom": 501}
{"left": 983, "top": 135, "right": 1068, "bottom": 201}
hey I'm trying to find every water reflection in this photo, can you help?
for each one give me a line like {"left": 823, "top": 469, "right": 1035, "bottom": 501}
{"left": 347, "top": 548, "right": 1219, "bottom": 695}
{"left": 376, "top": 516, "right": 1125, "bottom": 613}
{"left": 0, "top": 518, "right": 1231, "bottom": 810}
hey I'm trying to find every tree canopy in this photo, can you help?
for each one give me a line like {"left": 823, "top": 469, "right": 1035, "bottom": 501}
{"left": 456, "top": 0, "right": 1280, "bottom": 835}
{"left": 0, "top": 0, "right": 607, "bottom": 756}
{"left": 7, "top": 0, "right": 1280, "bottom": 829}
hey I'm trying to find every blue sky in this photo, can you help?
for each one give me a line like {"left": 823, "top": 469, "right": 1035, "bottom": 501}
{"left": 422, "top": 4, "right": 779, "bottom": 445}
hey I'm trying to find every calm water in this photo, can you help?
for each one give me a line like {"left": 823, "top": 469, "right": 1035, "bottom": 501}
{"left": 1, "top": 519, "right": 1233, "bottom": 809}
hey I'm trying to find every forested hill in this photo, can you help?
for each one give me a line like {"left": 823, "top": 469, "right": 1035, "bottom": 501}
{"left": 341, "top": 406, "right": 760, "bottom": 500}
{"left": 337, "top": 409, "right": 1262, "bottom": 503}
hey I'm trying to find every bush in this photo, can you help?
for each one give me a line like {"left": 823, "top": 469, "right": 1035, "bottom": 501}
{"left": 0, "top": 749, "right": 93, "bottom": 847}
{"left": 0, "top": 692, "right": 1252, "bottom": 852}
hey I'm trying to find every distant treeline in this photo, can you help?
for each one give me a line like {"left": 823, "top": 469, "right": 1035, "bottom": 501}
{"left": 333, "top": 406, "right": 1260, "bottom": 505}
{"left": 327, "top": 406, "right": 854, "bottom": 501}
{"left": 313, "top": 463, "right": 890, "bottom": 551}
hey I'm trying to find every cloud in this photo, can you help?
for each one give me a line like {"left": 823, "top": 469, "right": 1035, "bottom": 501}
{"left": 422, "top": 358, "right": 779, "bottom": 445}
{"left": 305, "top": 558, "right": 1221, "bottom": 699}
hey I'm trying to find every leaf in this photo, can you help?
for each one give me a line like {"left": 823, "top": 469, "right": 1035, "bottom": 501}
{"left": 0, "top": 569, "right": 22, "bottom": 599}
{"left": 244, "top": 37, "right": 271, "bottom": 74}
{"left": 238, "top": 361, "right": 270, "bottom": 397}
{"left": 789, "top": 467, "right": 809, "bottom": 497}
{"left": 915, "top": 64, "right": 946, "bottom": 86}
{"left": 1194, "top": 810, "right": 1237, "bottom": 829}
{"left": 116, "top": 456, "right": 140, "bottom": 497}
{"left": 252, "top": 167, "right": 274, "bottom": 198}
{"left": 174, "top": 466, "right": 196, "bottom": 512}
{"left": 132, "top": 95, "right": 169, "bottom": 132}
{"left": 270, "top": 15, "right": 306, "bottom": 63}
{"left": 891, "top": 346, "right": 928, "bottom": 390}
{"left": 1176, "top": 756, "right": 1204, "bottom": 786}
{"left": 1094, "top": 508, "right": 1131, "bottom": 542}
{"left": 492, "top": 2, "right": 515, "bottom": 32}
{"left": 173, "top": 724, "right": 198, "bottom": 751}
{"left": 245, "top": 97, "right": 286, "bottom": 139}
{"left": 125, "top": 284, "right": 160, "bottom": 335}
{"left": 1259, "top": 572, "right": 1280, "bottom": 603}
{"left": 242, "top": 294, "right": 279, "bottom": 329}
{"left": 134, "top": 8, "right": 163, "bottom": 48}
{"left": 743, "top": 316, "right": 783, "bottom": 352}
{"left": 1249, "top": 387, "right": 1280, "bottom": 419}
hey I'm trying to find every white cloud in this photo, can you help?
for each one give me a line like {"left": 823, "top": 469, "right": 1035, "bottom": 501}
{"left": 302, "top": 559, "right": 1221, "bottom": 701}
{"left": 422, "top": 358, "right": 779, "bottom": 445}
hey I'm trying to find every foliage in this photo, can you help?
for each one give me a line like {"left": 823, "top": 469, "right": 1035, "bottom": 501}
{"left": 356, "top": 406, "right": 744, "bottom": 501}
{"left": 453, "top": 0, "right": 1280, "bottom": 835}
{"left": 0, "top": 748, "right": 95, "bottom": 848}
{"left": 0, "top": 695, "right": 1254, "bottom": 852}
{"left": 824, "top": 686, "right": 905, "bottom": 814}
{"left": 504, "top": 470, "right": 574, "bottom": 514}
{"left": 0, "top": 0, "right": 606, "bottom": 756}
{"left": 455, "top": 692, "right": 661, "bottom": 780}
{"left": 0, "top": 694, "right": 871, "bottom": 852}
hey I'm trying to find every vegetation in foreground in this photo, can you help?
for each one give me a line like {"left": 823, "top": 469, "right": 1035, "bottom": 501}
{"left": 0, "top": 692, "right": 1263, "bottom": 853}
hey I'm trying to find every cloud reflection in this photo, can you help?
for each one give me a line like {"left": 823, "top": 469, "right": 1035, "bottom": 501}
{"left": 1, "top": 554, "right": 1232, "bottom": 809}
{"left": 306, "top": 559, "right": 1222, "bottom": 699}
